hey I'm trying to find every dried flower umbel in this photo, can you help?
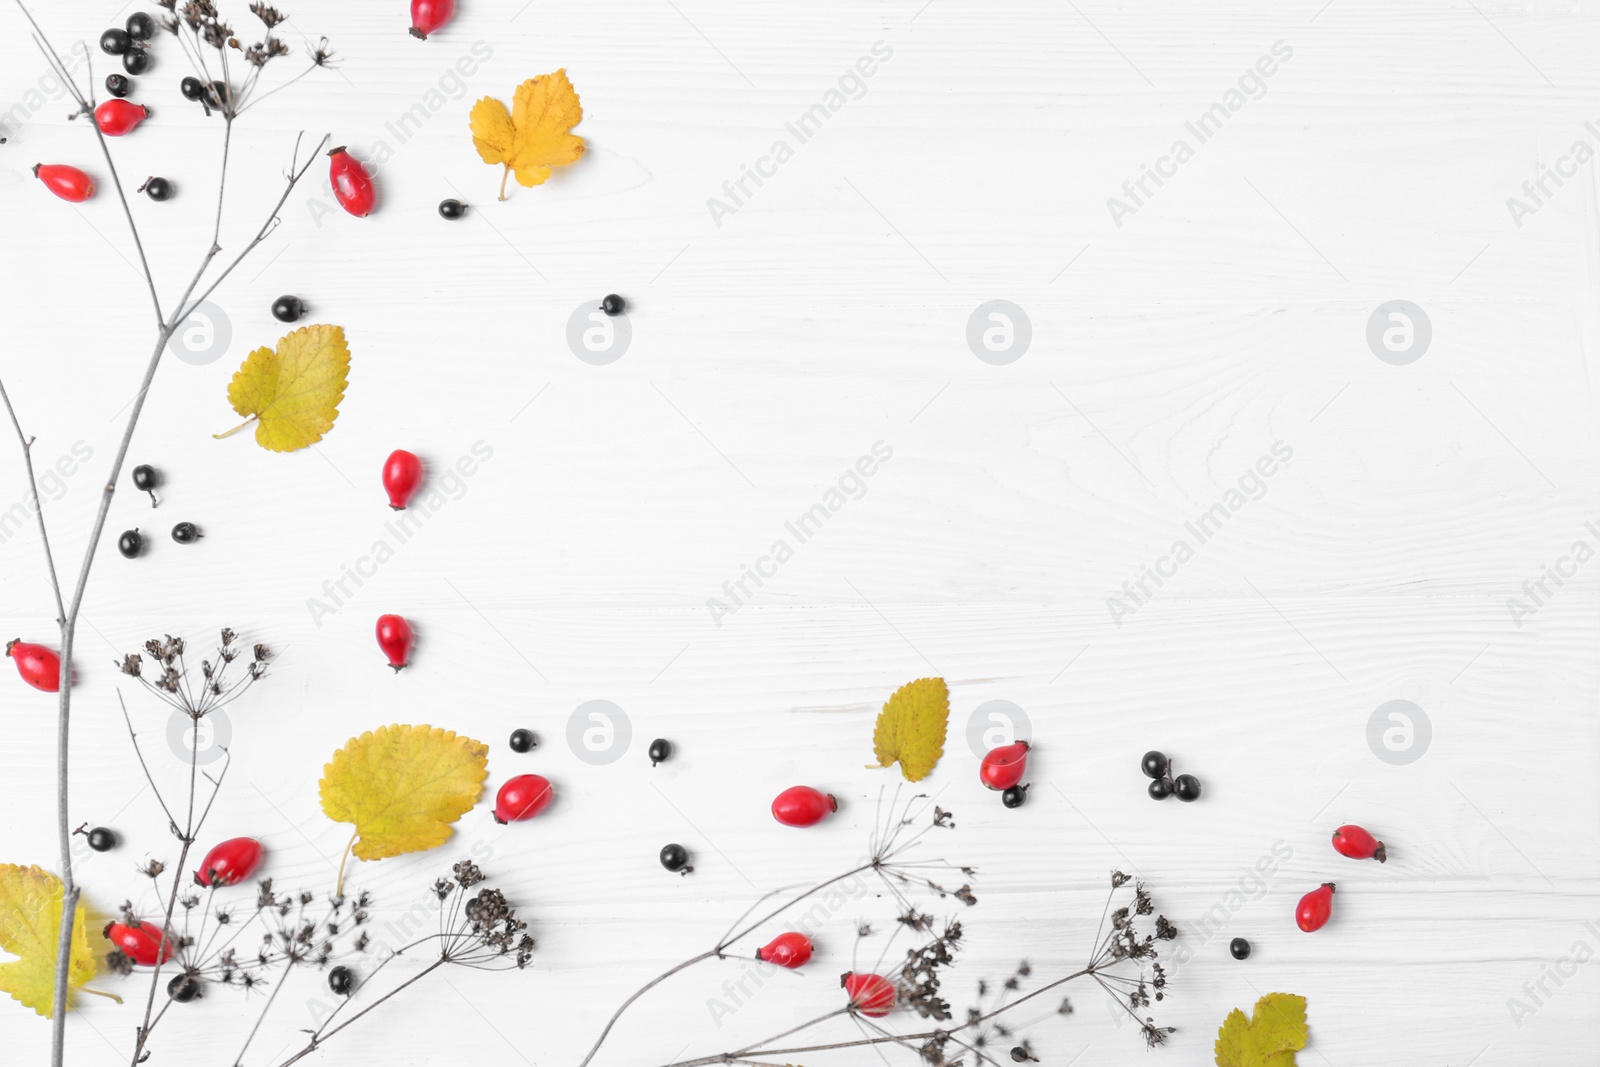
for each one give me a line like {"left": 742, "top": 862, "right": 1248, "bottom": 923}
{"left": 154, "top": 0, "right": 332, "bottom": 115}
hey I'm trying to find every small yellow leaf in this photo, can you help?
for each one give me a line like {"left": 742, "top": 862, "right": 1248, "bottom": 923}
{"left": 469, "top": 69, "right": 585, "bottom": 199}
{"left": 220, "top": 324, "right": 350, "bottom": 453}
{"left": 1215, "top": 993, "right": 1309, "bottom": 1067}
{"left": 319, "top": 725, "right": 489, "bottom": 862}
{"left": 871, "top": 677, "right": 949, "bottom": 782}
{"left": 0, "top": 865, "right": 96, "bottom": 1018}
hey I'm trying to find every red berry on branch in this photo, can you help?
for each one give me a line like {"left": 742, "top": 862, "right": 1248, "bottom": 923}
{"left": 375, "top": 614, "right": 414, "bottom": 671}
{"left": 494, "top": 774, "right": 553, "bottom": 823}
{"left": 979, "top": 740, "right": 1029, "bottom": 791}
{"left": 33, "top": 164, "right": 95, "bottom": 202}
{"left": 771, "top": 786, "right": 836, "bottom": 827}
{"left": 104, "top": 920, "right": 175, "bottom": 966}
{"left": 94, "top": 99, "right": 149, "bottom": 137}
{"left": 756, "top": 932, "right": 812, "bottom": 969}
{"left": 193, "top": 837, "right": 264, "bottom": 887}
{"left": 7, "top": 639, "right": 61, "bottom": 692}
{"left": 1331, "top": 824, "right": 1386, "bottom": 863}
{"left": 327, "top": 147, "right": 375, "bottom": 217}
{"left": 382, "top": 449, "right": 423, "bottom": 509}
{"left": 841, "top": 971, "right": 896, "bottom": 1016}
{"left": 1295, "top": 883, "right": 1336, "bottom": 932}
{"left": 410, "top": 0, "right": 455, "bottom": 39}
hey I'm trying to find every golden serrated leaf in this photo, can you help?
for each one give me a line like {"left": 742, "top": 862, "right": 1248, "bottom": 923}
{"left": 871, "top": 677, "right": 949, "bottom": 782}
{"left": 319, "top": 725, "right": 489, "bottom": 862}
{"left": 0, "top": 865, "right": 96, "bottom": 1018}
{"left": 469, "top": 69, "right": 585, "bottom": 200}
{"left": 218, "top": 324, "right": 350, "bottom": 453}
{"left": 1215, "top": 993, "right": 1309, "bottom": 1067}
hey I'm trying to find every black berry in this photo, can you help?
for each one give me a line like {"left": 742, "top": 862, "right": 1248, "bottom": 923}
{"left": 508, "top": 728, "right": 536, "bottom": 753}
{"left": 1173, "top": 773, "right": 1202, "bottom": 802}
{"left": 1001, "top": 784, "right": 1028, "bottom": 809}
{"left": 438, "top": 198, "right": 466, "bottom": 220}
{"left": 600, "top": 294, "right": 626, "bottom": 316}
{"left": 206, "top": 81, "right": 229, "bottom": 108}
{"left": 166, "top": 973, "right": 202, "bottom": 1002}
{"left": 100, "top": 28, "right": 131, "bottom": 55}
{"left": 143, "top": 177, "right": 172, "bottom": 202}
{"left": 659, "top": 843, "right": 691, "bottom": 873}
{"left": 86, "top": 827, "right": 117, "bottom": 852}
{"left": 105, "top": 74, "right": 131, "bottom": 98}
{"left": 123, "top": 49, "right": 152, "bottom": 76}
{"left": 180, "top": 76, "right": 205, "bottom": 101}
{"left": 272, "top": 295, "right": 304, "bottom": 323}
{"left": 1229, "top": 936, "right": 1251, "bottom": 960}
{"left": 126, "top": 12, "right": 155, "bottom": 40}
{"left": 1147, "top": 777, "right": 1173, "bottom": 801}
{"left": 171, "top": 522, "right": 201, "bottom": 545}
{"left": 117, "top": 529, "right": 143, "bottom": 559}
{"left": 1140, "top": 750, "right": 1168, "bottom": 779}
{"left": 327, "top": 966, "right": 353, "bottom": 996}
{"left": 648, "top": 738, "right": 672, "bottom": 766}
{"left": 131, "top": 463, "right": 160, "bottom": 505}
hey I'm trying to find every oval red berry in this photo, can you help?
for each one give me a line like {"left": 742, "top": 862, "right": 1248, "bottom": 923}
{"left": 194, "top": 836, "right": 264, "bottom": 887}
{"left": 495, "top": 774, "right": 553, "bottom": 823}
{"left": 841, "top": 971, "right": 896, "bottom": 1016}
{"left": 7, "top": 639, "right": 61, "bottom": 692}
{"left": 104, "top": 921, "right": 175, "bottom": 966}
{"left": 382, "top": 449, "right": 423, "bottom": 509}
{"left": 979, "top": 741, "right": 1029, "bottom": 791}
{"left": 771, "top": 786, "right": 837, "bottom": 827}
{"left": 1295, "top": 883, "right": 1335, "bottom": 933}
{"left": 327, "top": 147, "right": 375, "bottom": 217}
{"left": 33, "top": 164, "right": 95, "bottom": 203}
{"left": 756, "top": 932, "right": 813, "bottom": 969}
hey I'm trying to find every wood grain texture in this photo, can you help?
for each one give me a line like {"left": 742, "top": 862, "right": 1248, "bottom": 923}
{"left": 0, "top": 0, "right": 1597, "bottom": 1064}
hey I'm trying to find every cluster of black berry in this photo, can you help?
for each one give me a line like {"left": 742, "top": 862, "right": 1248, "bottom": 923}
{"left": 118, "top": 465, "right": 203, "bottom": 558}
{"left": 1140, "top": 750, "right": 1201, "bottom": 802}
{"left": 99, "top": 13, "right": 156, "bottom": 79}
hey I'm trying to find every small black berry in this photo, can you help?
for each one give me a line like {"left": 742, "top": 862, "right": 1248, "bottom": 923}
{"left": 118, "top": 529, "right": 143, "bottom": 559}
{"left": 1229, "top": 936, "right": 1251, "bottom": 960}
{"left": 1001, "top": 783, "right": 1028, "bottom": 808}
{"left": 100, "top": 28, "right": 131, "bottom": 55}
{"left": 600, "top": 294, "right": 626, "bottom": 316}
{"left": 166, "top": 973, "right": 202, "bottom": 1002}
{"left": 131, "top": 463, "right": 160, "bottom": 505}
{"left": 180, "top": 76, "right": 205, "bottom": 101}
{"left": 438, "top": 198, "right": 466, "bottom": 220}
{"left": 659, "top": 843, "right": 691, "bottom": 873}
{"left": 126, "top": 12, "right": 155, "bottom": 40}
{"left": 508, "top": 728, "right": 537, "bottom": 753}
{"left": 648, "top": 738, "right": 672, "bottom": 766}
{"left": 272, "top": 295, "right": 304, "bottom": 323}
{"left": 1010, "top": 1048, "right": 1036, "bottom": 1064}
{"left": 123, "top": 49, "right": 152, "bottom": 76}
{"left": 327, "top": 966, "right": 354, "bottom": 996}
{"left": 105, "top": 74, "right": 131, "bottom": 98}
{"left": 171, "top": 522, "right": 201, "bottom": 545}
{"left": 1173, "top": 773, "right": 1202, "bottom": 802}
{"left": 143, "top": 177, "right": 172, "bottom": 202}
{"left": 1147, "top": 777, "right": 1173, "bottom": 801}
{"left": 86, "top": 827, "right": 117, "bottom": 852}
{"left": 206, "top": 81, "right": 229, "bottom": 108}
{"left": 1140, "top": 750, "right": 1168, "bottom": 779}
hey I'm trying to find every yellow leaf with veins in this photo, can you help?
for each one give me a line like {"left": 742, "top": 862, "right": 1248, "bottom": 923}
{"left": 218, "top": 324, "right": 349, "bottom": 453}
{"left": 0, "top": 865, "right": 96, "bottom": 1018}
{"left": 319, "top": 725, "right": 489, "bottom": 862}
{"left": 470, "top": 69, "right": 585, "bottom": 200}
{"left": 871, "top": 677, "right": 949, "bottom": 782}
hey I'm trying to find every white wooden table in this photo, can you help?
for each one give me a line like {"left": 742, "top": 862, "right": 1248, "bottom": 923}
{"left": 1, "top": 1, "right": 1596, "bottom": 1064}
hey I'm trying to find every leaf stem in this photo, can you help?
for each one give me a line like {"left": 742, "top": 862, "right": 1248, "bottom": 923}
{"left": 334, "top": 828, "right": 358, "bottom": 898}
{"left": 212, "top": 416, "right": 257, "bottom": 440}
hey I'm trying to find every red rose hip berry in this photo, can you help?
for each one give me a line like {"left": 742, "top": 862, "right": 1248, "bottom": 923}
{"left": 494, "top": 774, "right": 553, "bottom": 823}
{"left": 771, "top": 786, "right": 836, "bottom": 827}
{"left": 104, "top": 920, "right": 175, "bottom": 966}
{"left": 7, "top": 639, "right": 61, "bottom": 692}
{"left": 327, "top": 147, "right": 375, "bottom": 217}
{"left": 375, "top": 614, "right": 414, "bottom": 671}
{"left": 1295, "top": 883, "right": 1336, "bottom": 932}
{"left": 94, "top": 99, "right": 149, "bottom": 136}
{"left": 841, "top": 971, "right": 896, "bottom": 1016}
{"left": 382, "top": 449, "right": 423, "bottom": 509}
{"left": 979, "top": 740, "right": 1029, "bottom": 791}
{"left": 756, "top": 932, "right": 813, "bottom": 969}
{"left": 34, "top": 164, "right": 95, "bottom": 202}
{"left": 410, "top": 0, "right": 455, "bottom": 38}
{"left": 1331, "top": 824, "right": 1386, "bottom": 863}
{"left": 194, "top": 836, "right": 264, "bottom": 887}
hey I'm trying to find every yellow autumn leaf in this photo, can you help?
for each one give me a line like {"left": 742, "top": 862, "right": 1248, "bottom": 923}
{"left": 871, "top": 677, "right": 949, "bottom": 782}
{"left": 1215, "top": 993, "right": 1309, "bottom": 1067}
{"left": 469, "top": 69, "right": 586, "bottom": 200}
{"left": 0, "top": 865, "right": 96, "bottom": 1018}
{"left": 216, "top": 324, "right": 350, "bottom": 453}
{"left": 320, "top": 725, "right": 489, "bottom": 879}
